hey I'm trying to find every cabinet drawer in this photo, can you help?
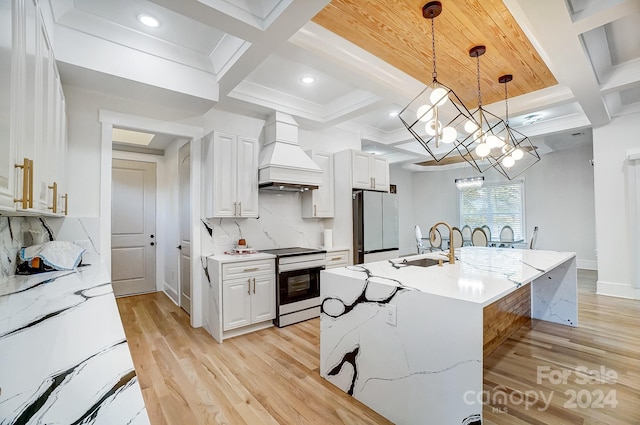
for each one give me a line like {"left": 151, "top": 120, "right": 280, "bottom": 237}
{"left": 222, "top": 259, "right": 274, "bottom": 280}
{"left": 325, "top": 250, "right": 349, "bottom": 269}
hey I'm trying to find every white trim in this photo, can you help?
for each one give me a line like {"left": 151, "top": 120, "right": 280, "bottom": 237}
{"left": 596, "top": 280, "right": 640, "bottom": 300}
{"left": 576, "top": 259, "right": 597, "bottom": 270}
{"left": 627, "top": 149, "right": 640, "bottom": 161}
{"left": 99, "top": 110, "right": 204, "bottom": 328}
{"left": 163, "top": 283, "right": 179, "bottom": 304}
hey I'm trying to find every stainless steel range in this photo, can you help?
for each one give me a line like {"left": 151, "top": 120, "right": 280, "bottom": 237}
{"left": 260, "top": 247, "right": 326, "bottom": 327}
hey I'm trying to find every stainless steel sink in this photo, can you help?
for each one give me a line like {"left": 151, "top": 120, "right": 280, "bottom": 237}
{"left": 402, "top": 257, "right": 447, "bottom": 267}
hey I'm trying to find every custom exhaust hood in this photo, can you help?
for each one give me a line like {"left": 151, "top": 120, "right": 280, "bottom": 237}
{"left": 258, "top": 112, "right": 323, "bottom": 192}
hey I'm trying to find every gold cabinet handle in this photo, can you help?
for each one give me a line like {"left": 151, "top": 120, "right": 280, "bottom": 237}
{"left": 47, "top": 182, "right": 58, "bottom": 213}
{"left": 238, "top": 201, "right": 242, "bottom": 216}
{"left": 14, "top": 158, "right": 33, "bottom": 209}
{"left": 243, "top": 267, "right": 259, "bottom": 272}
{"left": 14, "top": 158, "right": 29, "bottom": 209}
{"left": 62, "top": 193, "right": 68, "bottom": 215}
{"left": 330, "top": 256, "right": 342, "bottom": 261}
{"left": 27, "top": 159, "right": 33, "bottom": 208}
{"left": 247, "top": 278, "right": 251, "bottom": 295}
{"left": 252, "top": 277, "right": 256, "bottom": 294}
{"left": 314, "top": 204, "right": 317, "bottom": 216}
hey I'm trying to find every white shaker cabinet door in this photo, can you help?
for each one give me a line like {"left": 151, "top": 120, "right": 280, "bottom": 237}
{"left": 372, "top": 155, "right": 389, "bottom": 192}
{"left": 211, "top": 132, "right": 238, "bottom": 217}
{"left": 223, "top": 278, "right": 252, "bottom": 330}
{"left": 251, "top": 274, "right": 276, "bottom": 323}
{"left": 0, "top": 0, "right": 16, "bottom": 210}
{"left": 235, "top": 136, "right": 259, "bottom": 218}
{"left": 351, "top": 150, "right": 372, "bottom": 189}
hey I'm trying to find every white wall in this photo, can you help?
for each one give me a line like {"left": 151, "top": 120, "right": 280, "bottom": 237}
{"left": 65, "top": 86, "right": 202, "bottom": 217}
{"left": 593, "top": 112, "right": 640, "bottom": 298}
{"left": 389, "top": 164, "right": 414, "bottom": 256}
{"left": 408, "top": 142, "right": 597, "bottom": 268}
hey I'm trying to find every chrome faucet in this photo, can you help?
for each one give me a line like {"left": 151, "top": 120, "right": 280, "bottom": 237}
{"left": 429, "top": 221, "right": 455, "bottom": 265}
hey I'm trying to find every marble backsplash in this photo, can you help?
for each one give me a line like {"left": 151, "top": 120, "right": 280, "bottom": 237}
{"left": 0, "top": 216, "right": 100, "bottom": 278}
{"left": 202, "top": 191, "right": 329, "bottom": 256}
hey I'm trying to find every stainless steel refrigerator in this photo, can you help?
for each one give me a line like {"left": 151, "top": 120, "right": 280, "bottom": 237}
{"left": 352, "top": 190, "right": 399, "bottom": 264}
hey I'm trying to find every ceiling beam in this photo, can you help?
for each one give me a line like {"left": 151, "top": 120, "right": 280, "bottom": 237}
{"left": 504, "top": 0, "right": 611, "bottom": 127}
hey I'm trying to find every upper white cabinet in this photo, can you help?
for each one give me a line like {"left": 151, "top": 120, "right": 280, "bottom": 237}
{"left": 0, "top": 0, "right": 68, "bottom": 215}
{"left": 204, "top": 131, "right": 259, "bottom": 218}
{"left": 301, "top": 151, "right": 334, "bottom": 218}
{"left": 0, "top": 0, "right": 17, "bottom": 210}
{"left": 337, "top": 149, "right": 390, "bottom": 192}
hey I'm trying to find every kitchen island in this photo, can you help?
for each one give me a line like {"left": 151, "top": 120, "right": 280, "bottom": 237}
{"left": 0, "top": 254, "right": 149, "bottom": 424}
{"left": 320, "top": 247, "right": 576, "bottom": 425}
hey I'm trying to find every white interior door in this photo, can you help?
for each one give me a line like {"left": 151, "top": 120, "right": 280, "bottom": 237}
{"left": 179, "top": 143, "right": 191, "bottom": 314}
{"left": 111, "top": 159, "right": 156, "bottom": 296}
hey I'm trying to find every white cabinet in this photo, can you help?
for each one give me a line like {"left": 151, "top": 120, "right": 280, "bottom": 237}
{"left": 301, "top": 151, "right": 334, "bottom": 218}
{"left": 204, "top": 132, "right": 259, "bottom": 218}
{"left": 0, "top": 0, "right": 67, "bottom": 215}
{"left": 222, "top": 259, "right": 275, "bottom": 331}
{"left": 325, "top": 249, "right": 349, "bottom": 269}
{"left": 0, "top": 0, "right": 17, "bottom": 210}
{"left": 340, "top": 150, "right": 390, "bottom": 192}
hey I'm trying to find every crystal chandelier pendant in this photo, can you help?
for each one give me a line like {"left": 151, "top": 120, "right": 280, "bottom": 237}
{"left": 398, "top": 1, "right": 481, "bottom": 171}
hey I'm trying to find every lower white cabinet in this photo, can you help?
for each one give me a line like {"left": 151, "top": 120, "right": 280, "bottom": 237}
{"left": 325, "top": 249, "right": 349, "bottom": 269}
{"left": 222, "top": 259, "right": 275, "bottom": 331}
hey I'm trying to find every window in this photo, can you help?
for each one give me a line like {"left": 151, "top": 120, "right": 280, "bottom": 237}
{"left": 458, "top": 181, "right": 525, "bottom": 241}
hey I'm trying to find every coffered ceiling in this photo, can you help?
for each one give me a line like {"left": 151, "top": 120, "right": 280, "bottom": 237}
{"left": 50, "top": 0, "right": 640, "bottom": 167}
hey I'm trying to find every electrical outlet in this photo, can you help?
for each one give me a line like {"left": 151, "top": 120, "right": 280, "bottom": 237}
{"left": 386, "top": 304, "right": 397, "bottom": 326}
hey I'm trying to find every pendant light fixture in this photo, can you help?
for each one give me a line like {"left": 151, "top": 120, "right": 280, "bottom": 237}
{"left": 492, "top": 74, "right": 541, "bottom": 180}
{"left": 466, "top": 45, "right": 509, "bottom": 172}
{"left": 398, "top": 1, "right": 480, "bottom": 170}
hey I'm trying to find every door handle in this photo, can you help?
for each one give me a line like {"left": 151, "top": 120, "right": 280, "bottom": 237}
{"left": 177, "top": 245, "right": 182, "bottom": 250}
{"left": 247, "top": 278, "right": 251, "bottom": 295}
{"left": 238, "top": 201, "right": 242, "bottom": 216}
{"left": 252, "top": 277, "right": 256, "bottom": 294}
{"left": 150, "top": 242, "right": 155, "bottom": 246}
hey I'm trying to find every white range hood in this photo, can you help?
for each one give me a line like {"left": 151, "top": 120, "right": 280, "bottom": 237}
{"left": 258, "top": 112, "right": 323, "bottom": 192}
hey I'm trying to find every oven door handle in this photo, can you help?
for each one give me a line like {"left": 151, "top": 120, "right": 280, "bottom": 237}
{"left": 278, "top": 260, "right": 326, "bottom": 273}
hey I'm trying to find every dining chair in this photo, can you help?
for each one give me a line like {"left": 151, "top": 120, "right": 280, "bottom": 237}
{"left": 481, "top": 225, "right": 492, "bottom": 245}
{"left": 451, "top": 227, "right": 463, "bottom": 249}
{"left": 499, "top": 225, "right": 515, "bottom": 248}
{"left": 471, "top": 227, "right": 488, "bottom": 247}
{"left": 428, "top": 227, "right": 443, "bottom": 251}
{"left": 415, "top": 225, "right": 427, "bottom": 254}
{"left": 461, "top": 225, "right": 472, "bottom": 246}
{"left": 529, "top": 226, "right": 539, "bottom": 249}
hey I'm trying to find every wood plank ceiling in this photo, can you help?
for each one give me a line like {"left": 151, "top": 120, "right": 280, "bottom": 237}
{"left": 312, "top": 0, "right": 557, "bottom": 108}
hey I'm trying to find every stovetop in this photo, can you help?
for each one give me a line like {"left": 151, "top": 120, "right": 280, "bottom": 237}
{"left": 260, "top": 247, "right": 326, "bottom": 257}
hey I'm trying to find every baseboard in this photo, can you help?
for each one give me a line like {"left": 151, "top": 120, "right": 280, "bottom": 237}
{"left": 596, "top": 280, "right": 640, "bottom": 300}
{"left": 577, "top": 259, "right": 597, "bottom": 270}
{"left": 162, "top": 283, "right": 179, "bottom": 305}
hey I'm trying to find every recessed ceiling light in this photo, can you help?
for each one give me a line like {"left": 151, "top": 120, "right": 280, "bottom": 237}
{"left": 301, "top": 76, "right": 315, "bottom": 84}
{"left": 388, "top": 111, "right": 399, "bottom": 117}
{"left": 138, "top": 14, "right": 159, "bottom": 28}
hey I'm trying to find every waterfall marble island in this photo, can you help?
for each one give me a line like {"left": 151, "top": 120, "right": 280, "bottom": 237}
{"left": 320, "top": 247, "right": 577, "bottom": 425}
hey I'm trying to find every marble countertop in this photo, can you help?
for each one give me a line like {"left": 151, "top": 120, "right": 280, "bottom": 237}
{"left": 0, "top": 254, "right": 149, "bottom": 424}
{"left": 324, "top": 247, "right": 575, "bottom": 306}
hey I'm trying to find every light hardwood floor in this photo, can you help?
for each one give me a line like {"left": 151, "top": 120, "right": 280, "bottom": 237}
{"left": 117, "top": 270, "right": 640, "bottom": 425}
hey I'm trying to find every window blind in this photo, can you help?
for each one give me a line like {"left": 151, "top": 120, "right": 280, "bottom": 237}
{"left": 458, "top": 181, "right": 525, "bottom": 241}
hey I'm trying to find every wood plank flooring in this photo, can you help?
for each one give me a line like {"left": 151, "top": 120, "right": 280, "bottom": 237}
{"left": 117, "top": 269, "right": 640, "bottom": 424}
{"left": 116, "top": 294, "right": 392, "bottom": 425}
